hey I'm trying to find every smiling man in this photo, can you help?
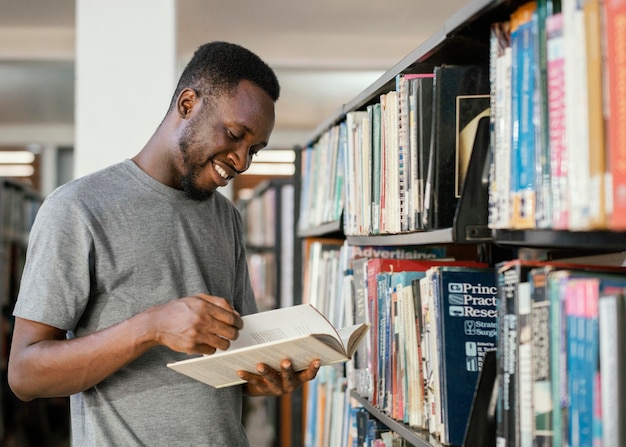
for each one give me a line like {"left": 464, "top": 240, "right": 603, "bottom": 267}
{"left": 8, "top": 41, "right": 319, "bottom": 446}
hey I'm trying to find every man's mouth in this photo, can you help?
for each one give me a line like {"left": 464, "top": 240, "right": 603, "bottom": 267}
{"left": 214, "top": 163, "right": 231, "bottom": 180}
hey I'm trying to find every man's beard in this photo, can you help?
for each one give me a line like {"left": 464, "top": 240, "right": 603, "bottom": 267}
{"left": 180, "top": 164, "right": 214, "bottom": 201}
{"left": 179, "top": 128, "right": 214, "bottom": 201}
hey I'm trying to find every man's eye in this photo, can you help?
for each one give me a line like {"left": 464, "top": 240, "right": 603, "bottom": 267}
{"left": 227, "top": 129, "right": 242, "bottom": 141}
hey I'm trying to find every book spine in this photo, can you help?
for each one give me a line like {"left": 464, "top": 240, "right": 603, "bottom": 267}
{"left": 510, "top": 3, "right": 538, "bottom": 229}
{"left": 583, "top": 0, "right": 607, "bottom": 229}
{"left": 376, "top": 272, "right": 389, "bottom": 411}
{"left": 497, "top": 263, "right": 520, "bottom": 447}
{"left": 548, "top": 271, "right": 570, "bottom": 447}
{"left": 605, "top": 0, "right": 626, "bottom": 229}
{"left": 533, "top": 0, "right": 553, "bottom": 229}
{"left": 530, "top": 267, "right": 554, "bottom": 447}
{"left": 396, "top": 74, "right": 410, "bottom": 232}
{"left": 488, "top": 21, "right": 500, "bottom": 229}
{"left": 563, "top": 0, "right": 591, "bottom": 230}
{"left": 598, "top": 292, "right": 626, "bottom": 447}
{"left": 417, "top": 76, "right": 434, "bottom": 231}
{"left": 564, "top": 279, "right": 580, "bottom": 447}
{"left": 546, "top": 12, "right": 569, "bottom": 229}
{"left": 493, "top": 22, "right": 513, "bottom": 229}
{"left": 371, "top": 103, "right": 382, "bottom": 235}
{"left": 517, "top": 281, "right": 533, "bottom": 447}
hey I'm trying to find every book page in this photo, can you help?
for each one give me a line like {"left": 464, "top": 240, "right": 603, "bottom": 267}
{"left": 227, "top": 304, "right": 341, "bottom": 350}
{"left": 168, "top": 334, "right": 350, "bottom": 388}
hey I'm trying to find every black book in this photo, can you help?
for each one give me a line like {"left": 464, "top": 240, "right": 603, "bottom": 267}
{"left": 422, "top": 65, "right": 490, "bottom": 230}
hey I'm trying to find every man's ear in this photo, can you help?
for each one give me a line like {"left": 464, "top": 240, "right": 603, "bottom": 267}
{"left": 177, "top": 88, "right": 198, "bottom": 119}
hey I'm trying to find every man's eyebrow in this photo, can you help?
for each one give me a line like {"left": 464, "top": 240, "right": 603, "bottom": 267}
{"left": 237, "top": 122, "right": 268, "bottom": 147}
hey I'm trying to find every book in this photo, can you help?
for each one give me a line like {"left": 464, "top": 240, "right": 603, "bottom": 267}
{"left": 598, "top": 291, "right": 626, "bottom": 447}
{"left": 167, "top": 304, "right": 370, "bottom": 388}
{"left": 490, "top": 20, "right": 513, "bottom": 229}
{"left": 370, "top": 103, "right": 382, "bottom": 235}
{"left": 428, "top": 265, "right": 499, "bottom": 446}
{"left": 546, "top": 12, "right": 568, "bottom": 229}
{"left": 583, "top": 0, "right": 607, "bottom": 229}
{"left": 533, "top": 0, "right": 553, "bottom": 229}
{"left": 396, "top": 74, "right": 411, "bottom": 232}
{"left": 563, "top": 0, "right": 591, "bottom": 230}
{"left": 496, "top": 258, "right": 554, "bottom": 447}
{"left": 365, "top": 258, "right": 486, "bottom": 410}
{"left": 345, "top": 112, "right": 368, "bottom": 236}
{"left": 529, "top": 266, "right": 555, "bottom": 447}
{"left": 546, "top": 267, "right": 626, "bottom": 446}
{"left": 605, "top": 0, "right": 626, "bottom": 230}
{"left": 407, "top": 74, "right": 434, "bottom": 231}
{"left": 509, "top": 2, "right": 538, "bottom": 229}
{"left": 422, "top": 64, "right": 490, "bottom": 230}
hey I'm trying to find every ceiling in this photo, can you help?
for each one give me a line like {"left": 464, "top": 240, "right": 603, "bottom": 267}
{"left": 0, "top": 0, "right": 470, "bottom": 152}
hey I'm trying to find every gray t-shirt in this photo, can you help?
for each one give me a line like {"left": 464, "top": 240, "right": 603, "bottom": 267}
{"left": 14, "top": 159, "right": 257, "bottom": 446}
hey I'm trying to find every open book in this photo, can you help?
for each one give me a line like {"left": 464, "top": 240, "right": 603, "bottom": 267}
{"left": 167, "top": 303, "right": 370, "bottom": 388}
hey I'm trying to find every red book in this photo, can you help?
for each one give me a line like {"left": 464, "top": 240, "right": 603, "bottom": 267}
{"left": 605, "top": 0, "right": 626, "bottom": 229}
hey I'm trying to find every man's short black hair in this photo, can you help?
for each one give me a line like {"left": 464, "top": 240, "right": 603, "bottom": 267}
{"left": 170, "top": 41, "right": 280, "bottom": 109}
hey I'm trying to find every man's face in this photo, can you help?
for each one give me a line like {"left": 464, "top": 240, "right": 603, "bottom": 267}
{"left": 176, "top": 80, "right": 275, "bottom": 200}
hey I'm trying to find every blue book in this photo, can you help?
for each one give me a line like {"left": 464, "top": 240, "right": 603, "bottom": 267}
{"left": 431, "top": 266, "right": 498, "bottom": 446}
{"left": 509, "top": 2, "right": 537, "bottom": 228}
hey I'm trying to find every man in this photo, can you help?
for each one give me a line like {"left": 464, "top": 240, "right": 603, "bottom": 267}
{"left": 8, "top": 41, "right": 319, "bottom": 446}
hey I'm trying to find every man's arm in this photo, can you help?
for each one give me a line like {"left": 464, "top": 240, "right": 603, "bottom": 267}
{"left": 8, "top": 293, "right": 243, "bottom": 401}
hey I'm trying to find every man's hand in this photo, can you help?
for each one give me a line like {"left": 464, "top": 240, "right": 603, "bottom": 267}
{"left": 149, "top": 293, "right": 243, "bottom": 355}
{"left": 239, "top": 359, "right": 321, "bottom": 397}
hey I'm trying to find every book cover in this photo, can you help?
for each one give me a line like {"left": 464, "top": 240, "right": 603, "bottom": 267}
{"left": 422, "top": 64, "right": 490, "bottom": 230}
{"left": 430, "top": 266, "right": 498, "bottom": 446}
{"left": 167, "top": 304, "right": 369, "bottom": 389}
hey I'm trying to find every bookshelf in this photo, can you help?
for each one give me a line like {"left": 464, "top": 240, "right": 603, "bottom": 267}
{"left": 236, "top": 178, "right": 304, "bottom": 447}
{"left": 0, "top": 179, "right": 72, "bottom": 445}
{"left": 293, "top": 0, "right": 626, "bottom": 446}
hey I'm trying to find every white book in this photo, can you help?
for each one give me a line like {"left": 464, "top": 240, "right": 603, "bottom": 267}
{"left": 167, "top": 304, "right": 369, "bottom": 389}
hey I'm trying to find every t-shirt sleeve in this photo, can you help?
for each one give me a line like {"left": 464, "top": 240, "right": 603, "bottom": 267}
{"left": 13, "top": 193, "right": 93, "bottom": 331}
